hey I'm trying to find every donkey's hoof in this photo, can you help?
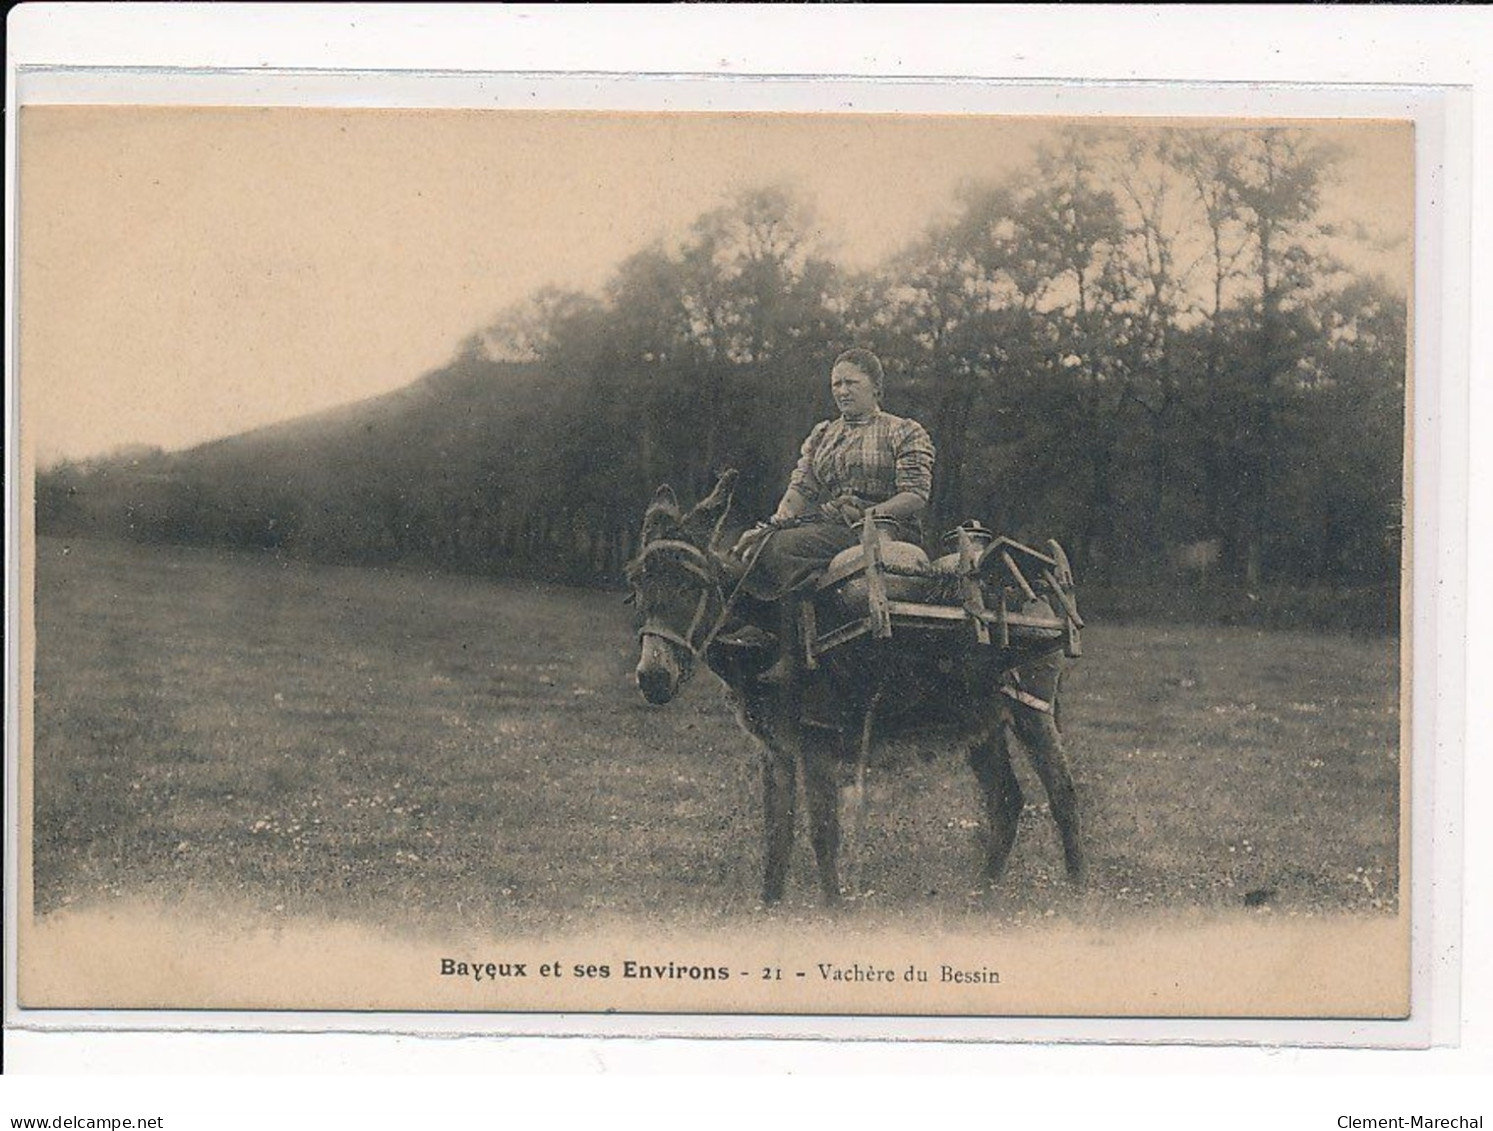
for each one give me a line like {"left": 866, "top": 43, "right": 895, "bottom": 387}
{"left": 981, "top": 861, "right": 1011, "bottom": 885}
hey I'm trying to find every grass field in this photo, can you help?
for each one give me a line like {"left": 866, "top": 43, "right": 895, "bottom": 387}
{"left": 30, "top": 536, "right": 1402, "bottom": 933}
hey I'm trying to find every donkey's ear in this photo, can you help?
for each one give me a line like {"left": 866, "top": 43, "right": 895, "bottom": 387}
{"left": 694, "top": 469, "right": 738, "bottom": 515}
{"left": 653, "top": 484, "right": 679, "bottom": 509}
{"left": 686, "top": 468, "right": 739, "bottom": 547}
{"left": 685, "top": 468, "right": 736, "bottom": 522}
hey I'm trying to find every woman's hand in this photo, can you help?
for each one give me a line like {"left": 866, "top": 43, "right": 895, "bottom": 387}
{"left": 732, "top": 522, "right": 774, "bottom": 557}
{"left": 820, "top": 495, "right": 867, "bottom": 526}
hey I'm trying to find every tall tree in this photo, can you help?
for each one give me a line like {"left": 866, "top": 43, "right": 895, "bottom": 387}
{"left": 1171, "top": 127, "right": 1343, "bottom": 585}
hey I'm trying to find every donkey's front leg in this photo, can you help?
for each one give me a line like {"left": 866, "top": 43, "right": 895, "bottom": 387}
{"left": 800, "top": 729, "right": 843, "bottom": 905}
{"left": 760, "top": 745, "right": 798, "bottom": 906}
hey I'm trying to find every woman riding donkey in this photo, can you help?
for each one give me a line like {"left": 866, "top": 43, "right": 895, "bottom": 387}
{"left": 629, "top": 350, "right": 1084, "bottom": 903}
{"left": 732, "top": 347, "right": 935, "bottom": 684}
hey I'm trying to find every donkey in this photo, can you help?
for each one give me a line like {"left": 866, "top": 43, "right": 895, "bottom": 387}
{"left": 628, "top": 469, "right": 1085, "bottom": 906}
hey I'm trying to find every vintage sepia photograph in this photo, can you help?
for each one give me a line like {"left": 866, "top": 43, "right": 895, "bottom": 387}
{"left": 15, "top": 101, "right": 1415, "bottom": 1023}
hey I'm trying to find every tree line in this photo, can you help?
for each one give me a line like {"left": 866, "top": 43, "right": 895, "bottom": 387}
{"left": 38, "top": 126, "right": 1406, "bottom": 630}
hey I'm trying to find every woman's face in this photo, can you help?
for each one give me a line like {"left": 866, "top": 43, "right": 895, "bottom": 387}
{"left": 830, "top": 361, "right": 880, "bottom": 418}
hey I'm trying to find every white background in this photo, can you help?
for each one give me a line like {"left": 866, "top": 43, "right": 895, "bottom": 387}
{"left": 4, "top": 3, "right": 1490, "bottom": 1123}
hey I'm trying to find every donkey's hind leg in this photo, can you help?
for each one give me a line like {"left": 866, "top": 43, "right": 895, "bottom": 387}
{"left": 968, "top": 724, "right": 1024, "bottom": 884}
{"left": 760, "top": 745, "right": 798, "bottom": 906}
{"left": 1009, "top": 668, "right": 1085, "bottom": 884}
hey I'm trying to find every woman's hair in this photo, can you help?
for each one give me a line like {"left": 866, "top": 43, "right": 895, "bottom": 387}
{"left": 833, "top": 347, "right": 885, "bottom": 393}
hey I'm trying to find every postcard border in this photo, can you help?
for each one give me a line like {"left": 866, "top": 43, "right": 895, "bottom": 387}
{"left": 3, "top": 11, "right": 1476, "bottom": 1058}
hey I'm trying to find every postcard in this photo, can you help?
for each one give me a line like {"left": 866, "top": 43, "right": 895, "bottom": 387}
{"left": 8, "top": 72, "right": 1445, "bottom": 1042}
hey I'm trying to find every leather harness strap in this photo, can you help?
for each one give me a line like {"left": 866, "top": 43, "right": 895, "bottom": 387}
{"left": 636, "top": 539, "right": 719, "bottom": 663}
{"left": 1000, "top": 684, "right": 1054, "bottom": 714}
{"left": 637, "top": 539, "right": 713, "bottom": 583}
{"left": 635, "top": 530, "right": 770, "bottom": 663}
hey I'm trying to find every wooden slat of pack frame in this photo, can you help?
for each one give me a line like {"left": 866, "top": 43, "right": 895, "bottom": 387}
{"left": 980, "top": 536, "right": 1057, "bottom": 574}
{"left": 995, "top": 576, "right": 1009, "bottom": 647}
{"left": 883, "top": 600, "right": 967, "bottom": 620}
{"left": 809, "top": 603, "right": 1065, "bottom": 659}
{"left": 1001, "top": 550, "right": 1039, "bottom": 603}
{"left": 864, "top": 518, "right": 892, "bottom": 639}
{"left": 1064, "top": 615, "right": 1083, "bottom": 658}
{"left": 1041, "top": 568, "right": 1086, "bottom": 629}
{"left": 958, "top": 525, "right": 991, "bottom": 646}
{"left": 991, "top": 610, "right": 1066, "bottom": 633}
{"left": 813, "top": 618, "right": 873, "bottom": 653}
{"left": 882, "top": 601, "right": 1065, "bottom": 634}
{"left": 1040, "top": 566, "right": 1084, "bottom": 658}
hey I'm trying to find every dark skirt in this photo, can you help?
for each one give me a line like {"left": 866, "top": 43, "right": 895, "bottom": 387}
{"left": 740, "top": 521, "right": 861, "bottom": 602}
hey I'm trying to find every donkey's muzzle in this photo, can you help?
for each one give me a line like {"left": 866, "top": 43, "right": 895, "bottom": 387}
{"left": 636, "top": 633, "right": 682, "bottom": 705}
{"left": 636, "top": 665, "right": 677, "bottom": 705}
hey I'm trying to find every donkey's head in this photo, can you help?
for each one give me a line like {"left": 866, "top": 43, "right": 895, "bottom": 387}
{"left": 628, "top": 470, "right": 737, "bottom": 705}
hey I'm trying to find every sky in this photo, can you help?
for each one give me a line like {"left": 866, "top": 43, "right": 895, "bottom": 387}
{"left": 19, "top": 108, "right": 1412, "bottom": 464}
